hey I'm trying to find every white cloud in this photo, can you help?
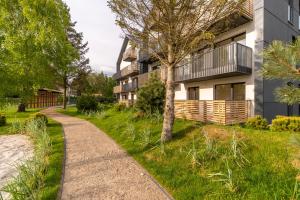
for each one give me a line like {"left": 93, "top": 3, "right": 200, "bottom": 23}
{"left": 64, "top": 0, "right": 124, "bottom": 75}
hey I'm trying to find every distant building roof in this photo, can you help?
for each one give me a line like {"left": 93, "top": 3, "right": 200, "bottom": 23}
{"left": 39, "top": 88, "right": 63, "bottom": 94}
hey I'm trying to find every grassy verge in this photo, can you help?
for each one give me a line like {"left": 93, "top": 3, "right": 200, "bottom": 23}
{"left": 59, "top": 107, "right": 300, "bottom": 200}
{"left": 0, "top": 107, "right": 64, "bottom": 200}
{"left": 0, "top": 106, "right": 41, "bottom": 135}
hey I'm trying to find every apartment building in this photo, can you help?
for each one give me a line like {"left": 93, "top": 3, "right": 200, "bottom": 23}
{"left": 113, "top": 0, "right": 300, "bottom": 124}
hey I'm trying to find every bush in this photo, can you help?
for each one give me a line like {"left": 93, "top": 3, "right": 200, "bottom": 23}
{"left": 98, "top": 103, "right": 113, "bottom": 111}
{"left": 76, "top": 95, "right": 98, "bottom": 112}
{"left": 113, "top": 103, "right": 127, "bottom": 111}
{"left": 96, "top": 96, "right": 116, "bottom": 104}
{"left": 31, "top": 113, "right": 48, "bottom": 124}
{"left": 271, "top": 116, "right": 300, "bottom": 132}
{"left": 245, "top": 115, "right": 269, "bottom": 130}
{"left": 136, "top": 74, "right": 165, "bottom": 114}
{"left": 0, "top": 113, "right": 6, "bottom": 126}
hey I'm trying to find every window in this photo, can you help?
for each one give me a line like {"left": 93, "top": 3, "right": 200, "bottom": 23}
{"left": 292, "top": 35, "right": 297, "bottom": 43}
{"left": 288, "top": 0, "right": 293, "bottom": 23}
{"left": 188, "top": 87, "right": 199, "bottom": 100}
{"left": 215, "top": 83, "right": 246, "bottom": 100}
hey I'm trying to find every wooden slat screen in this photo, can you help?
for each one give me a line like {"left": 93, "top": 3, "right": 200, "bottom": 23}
{"left": 175, "top": 100, "right": 252, "bottom": 125}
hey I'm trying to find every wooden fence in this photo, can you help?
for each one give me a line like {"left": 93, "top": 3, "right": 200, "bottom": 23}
{"left": 175, "top": 100, "right": 252, "bottom": 125}
{"left": 27, "top": 93, "right": 63, "bottom": 109}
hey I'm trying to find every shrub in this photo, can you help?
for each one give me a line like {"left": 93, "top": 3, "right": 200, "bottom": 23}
{"left": 96, "top": 96, "right": 116, "bottom": 104}
{"left": 0, "top": 113, "right": 6, "bottom": 126}
{"left": 98, "top": 103, "right": 113, "bottom": 111}
{"left": 245, "top": 115, "right": 269, "bottom": 130}
{"left": 113, "top": 103, "right": 127, "bottom": 111}
{"left": 76, "top": 95, "right": 98, "bottom": 112}
{"left": 271, "top": 116, "right": 300, "bottom": 132}
{"left": 136, "top": 74, "right": 165, "bottom": 114}
{"left": 31, "top": 113, "right": 48, "bottom": 124}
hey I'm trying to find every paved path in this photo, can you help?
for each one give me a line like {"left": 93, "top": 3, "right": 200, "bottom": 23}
{"left": 43, "top": 108, "right": 172, "bottom": 200}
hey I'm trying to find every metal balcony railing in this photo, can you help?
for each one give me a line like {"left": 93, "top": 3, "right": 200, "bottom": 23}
{"left": 175, "top": 42, "right": 252, "bottom": 82}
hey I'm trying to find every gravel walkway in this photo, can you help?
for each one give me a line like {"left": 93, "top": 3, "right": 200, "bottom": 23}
{"left": 43, "top": 108, "right": 172, "bottom": 200}
{"left": 0, "top": 135, "right": 33, "bottom": 199}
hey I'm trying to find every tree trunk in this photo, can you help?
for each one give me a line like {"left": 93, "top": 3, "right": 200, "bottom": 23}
{"left": 161, "top": 44, "right": 176, "bottom": 142}
{"left": 63, "top": 77, "right": 67, "bottom": 110}
{"left": 161, "top": 65, "right": 175, "bottom": 142}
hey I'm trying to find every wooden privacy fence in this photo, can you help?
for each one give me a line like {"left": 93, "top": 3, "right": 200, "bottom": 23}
{"left": 175, "top": 100, "right": 252, "bottom": 125}
{"left": 27, "top": 89, "right": 63, "bottom": 109}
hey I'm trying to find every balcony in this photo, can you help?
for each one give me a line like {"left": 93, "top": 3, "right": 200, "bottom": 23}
{"left": 211, "top": 0, "right": 253, "bottom": 33}
{"left": 113, "top": 62, "right": 139, "bottom": 80}
{"left": 121, "top": 82, "right": 138, "bottom": 93}
{"left": 174, "top": 42, "right": 252, "bottom": 83}
{"left": 137, "top": 68, "right": 165, "bottom": 88}
{"left": 113, "top": 85, "right": 121, "bottom": 94}
{"left": 123, "top": 47, "right": 137, "bottom": 62}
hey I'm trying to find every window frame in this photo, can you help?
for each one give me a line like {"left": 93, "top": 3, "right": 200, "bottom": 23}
{"left": 214, "top": 82, "right": 246, "bottom": 101}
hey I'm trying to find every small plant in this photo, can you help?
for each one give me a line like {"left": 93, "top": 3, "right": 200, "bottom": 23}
{"left": 208, "top": 159, "right": 237, "bottom": 193}
{"left": 114, "top": 103, "right": 127, "bottom": 112}
{"left": 291, "top": 180, "right": 300, "bottom": 200}
{"left": 141, "top": 128, "right": 152, "bottom": 147}
{"left": 245, "top": 115, "right": 269, "bottom": 130}
{"left": 186, "top": 137, "right": 200, "bottom": 168}
{"left": 202, "top": 128, "right": 218, "bottom": 159}
{"left": 76, "top": 95, "right": 98, "bottom": 112}
{"left": 0, "top": 113, "right": 6, "bottom": 126}
{"left": 31, "top": 113, "right": 48, "bottom": 125}
{"left": 230, "top": 130, "right": 249, "bottom": 167}
{"left": 9, "top": 119, "right": 25, "bottom": 134}
{"left": 125, "top": 123, "right": 136, "bottom": 141}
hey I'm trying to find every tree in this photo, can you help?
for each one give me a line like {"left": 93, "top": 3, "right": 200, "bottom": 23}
{"left": 136, "top": 74, "right": 165, "bottom": 114}
{"left": 262, "top": 38, "right": 300, "bottom": 105}
{"left": 108, "top": 0, "right": 245, "bottom": 142}
{"left": 55, "top": 21, "right": 91, "bottom": 109}
{"left": 0, "top": 0, "right": 76, "bottom": 111}
{"left": 87, "top": 72, "right": 116, "bottom": 98}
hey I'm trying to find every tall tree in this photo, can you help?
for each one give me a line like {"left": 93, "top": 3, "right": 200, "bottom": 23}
{"left": 108, "top": 0, "right": 245, "bottom": 142}
{"left": 87, "top": 72, "right": 116, "bottom": 98}
{"left": 54, "top": 21, "right": 91, "bottom": 109}
{"left": 262, "top": 38, "right": 300, "bottom": 105}
{"left": 69, "top": 22, "right": 92, "bottom": 97}
{"left": 0, "top": 0, "right": 77, "bottom": 111}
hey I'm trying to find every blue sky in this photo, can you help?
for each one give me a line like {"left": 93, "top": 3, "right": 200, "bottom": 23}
{"left": 64, "top": 0, "right": 123, "bottom": 75}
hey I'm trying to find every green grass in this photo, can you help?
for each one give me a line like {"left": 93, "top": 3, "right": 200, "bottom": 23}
{"left": 0, "top": 107, "right": 64, "bottom": 199}
{"left": 0, "top": 106, "right": 41, "bottom": 135}
{"left": 39, "top": 119, "right": 64, "bottom": 199}
{"left": 59, "top": 107, "right": 300, "bottom": 200}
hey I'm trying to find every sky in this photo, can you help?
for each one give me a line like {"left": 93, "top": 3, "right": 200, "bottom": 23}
{"left": 64, "top": 0, "right": 123, "bottom": 75}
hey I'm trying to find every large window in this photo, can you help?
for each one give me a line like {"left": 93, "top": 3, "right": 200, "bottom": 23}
{"left": 288, "top": 0, "right": 293, "bottom": 23}
{"left": 215, "top": 83, "right": 245, "bottom": 101}
{"left": 188, "top": 87, "right": 199, "bottom": 100}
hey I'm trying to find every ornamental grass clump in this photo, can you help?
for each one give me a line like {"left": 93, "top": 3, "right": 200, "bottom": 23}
{"left": 2, "top": 118, "right": 51, "bottom": 199}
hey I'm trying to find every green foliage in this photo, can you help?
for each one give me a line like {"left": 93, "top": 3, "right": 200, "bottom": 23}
{"left": 136, "top": 74, "right": 165, "bottom": 114}
{"left": 271, "top": 116, "right": 300, "bottom": 132}
{"left": 0, "top": 0, "right": 77, "bottom": 101}
{"left": 245, "top": 115, "right": 269, "bottom": 130}
{"left": 262, "top": 38, "right": 300, "bottom": 105}
{"left": 76, "top": 95, "right": 98, "bottom": 112}
{"left": 3, "top": 119, "right": 50, "bottom": 199}
{"left": 113, "top": 103, "right": 127, "bottom": 112}
{"left": 0, "top": 113, "right": 6, "bottom": 127}
{"left": 30, "top": 113, "right": 48, "bottom": 125}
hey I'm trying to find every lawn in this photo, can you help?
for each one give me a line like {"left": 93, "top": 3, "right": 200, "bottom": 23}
{"left": 0, "top": 107, "right": 64, "bottom": 199}
{"left": 59, "top": 106, "right": 300, "bottom": 200}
